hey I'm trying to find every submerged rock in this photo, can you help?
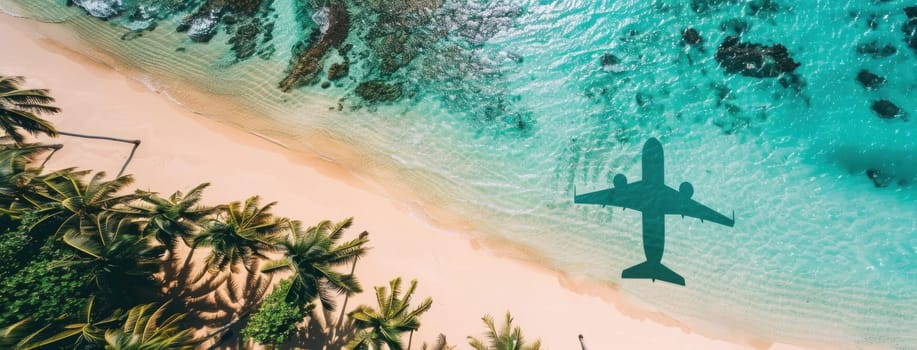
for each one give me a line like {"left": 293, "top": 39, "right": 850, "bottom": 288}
{"left": 355, "top": 80, "right": 403, "bottom": 103}
{"left": 856, "top": 70, "right": 885, "bottom": 90}
{"left": 856, "top": 41, "right": 897, "bottom": 58}
{"left": 278, "top": 1, "right": 349, "bottom": 91}
{"left": 600, "top": 53, "right": 626, "bottom": 72}
{"left": 682, "top": 28, "right": 703, "bottom": 45}
{"left": 327, "top": 62, "right": 349, "bottom": 81}
{"left": 714, "top": 36, "right": 800, "bottom": 78}
{"left": 871, "top": 99, "right": 905, "bottom": 119}
{"left": 177, "top": 9, "right": 220, "bottom": 42}
{"left": 866, "top": 169, "right": 893, "bottom": 188}
{"left": 691, "top": 0, "right": 738, "bottom": 14}
{"left": 747, "top": 0, "right": 780, "bottom": 17}
{"left": 177, "top": 0, "right": 266, "bottom": 44}
{"left": 601, "top": 53, "right": 621, "bottom": 66}
{"left": 72, "top": 0, "right": 122, "bottom": 19}
{"left": 904, "top": 6, "right": 917, "bottom": 55}
{"left": 228, "top": 21, "right": 261, "bottom": 59}
{"left": 719, "top": 18, "right": 749, "bottom": 35}
{"left": 120, "top": 29, "right": 144, "bottom": 40}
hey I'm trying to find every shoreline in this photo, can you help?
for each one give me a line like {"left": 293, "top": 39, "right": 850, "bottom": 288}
{"left": 0, "top": 13, "right": 813, "bottom": 350}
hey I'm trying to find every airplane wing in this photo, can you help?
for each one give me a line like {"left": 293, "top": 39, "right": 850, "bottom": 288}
{"left": 666, "top": 193, "right": 735, "bottom": 227}
{"left": 574, "top": 182, "right": 644, "bottom": 210}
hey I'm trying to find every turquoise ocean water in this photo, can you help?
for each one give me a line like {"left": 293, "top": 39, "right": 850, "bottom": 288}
{"left": 2, "top": 0, "right": 916, "bottom": 347}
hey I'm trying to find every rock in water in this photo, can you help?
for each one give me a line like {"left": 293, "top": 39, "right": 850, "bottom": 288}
{"left": 601, "top": 53, "right": 620, "bottom": 66}
{"left": 355, "top": 81, "right": 403, "bottom": 103}
{"left": 904, "top": 6, "right": 917, "bottom": 55}
{"left": 856, "top": 41, "right": 897, "bottom": 58}
{"left": 600, "top": 53, "right": 625, "bottom": 72}
{"left": 72, "top": 0, "right": 122, "bottom": 19}
{"left": 682, "top": 28, "right": 703, "bottom": 45}
{"left": 871, "top": 99, "right": 904, "bottom": 119}
{"left": 715, "top": 36, "right": 800, "bottom": 78}
{"left": 856, "top": 70, "right": 885, "bottom": 90}
{"left": 328, "top": 62, "right": 349, "bottom": 81}
{"left": 866, "top": 169, "right": 892, "bottom": 188}
{"left": 278, "top": 2, "right": 350, "bottom": 91}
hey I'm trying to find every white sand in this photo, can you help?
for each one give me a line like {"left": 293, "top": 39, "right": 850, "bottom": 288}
{"left": 0, "top": 14, "right": 812, "bottom": 350}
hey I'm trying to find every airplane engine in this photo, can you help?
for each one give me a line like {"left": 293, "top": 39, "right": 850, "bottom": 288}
{"left": 679, "top": 182, "right": 694, "bottom": 198}
{"left": 614, "top": 174, "right": 627, "bottom": 188}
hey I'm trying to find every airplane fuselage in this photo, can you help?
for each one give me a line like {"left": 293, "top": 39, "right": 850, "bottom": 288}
{"left": 639, "top": 138, "right": 667, "bottom": 264}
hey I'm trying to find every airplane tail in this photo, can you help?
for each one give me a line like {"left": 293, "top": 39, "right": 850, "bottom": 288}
{"left": 621, "top": 261, "right": 685, "bottom": 286}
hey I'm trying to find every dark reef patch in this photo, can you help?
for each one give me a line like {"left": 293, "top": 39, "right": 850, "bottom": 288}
{"left": 362, "top": 0, "right": 446, "bottom": 76}
{"left": 856, "top": 41, "right": 897, "bottom": 58}
{"left": 904, "top": 6, "right": 917, "bottom": 55}
{"left": 715, "top": 36, "right": 800, "bottom": 78}
{"left": 177, "top": 0, "right": 267, "bottom": 44}
{"left": 866, "top": 169, "right": 893, "bottom": 188}
{"left": 747, "top": 0, "right": 781, "bottom": 18}
{"left": 691, "top": 0, "right": 741, "bottom": 14}
{"left": 856, "top": 70, "right": 885, "bottom": 90}
{"left": 871, "top": 99, "right": 905, "bottom": 120}
{"left": 278, "top": 1, "right": 350, "bottom": 91}
{"left": 355, "top": 80, "right": 403, "bottom": 103}
{"left": 70, "top": 0, "right": 121, "bottom": 19}
{"left": 328, "top": 62, "right": 350, "bottom": 81}
{"left": 682, "top": 28, "right": 703, "bottom": 46}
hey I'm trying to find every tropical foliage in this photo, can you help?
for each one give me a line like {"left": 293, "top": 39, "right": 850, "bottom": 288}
{"left": 261, "top": 218, "right": 368, "bottom": 310}
{"left": 0, "top": 75, "right": 544, "bottom": 350}
{"left": 241, "top": 278, "right": 308, "bottom": 347}
{"left": 0, "top": 76, "right": 59, "bottom": 144}
{"left": 347, "top": 277, "right": 433, "bottom": 350}
{"left": 467, "top": 312, "right": 542, "bottom": 350}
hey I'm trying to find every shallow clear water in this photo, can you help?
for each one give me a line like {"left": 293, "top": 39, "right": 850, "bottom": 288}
{"left": 3, "top": 0, "right": 916, "bottom": 347}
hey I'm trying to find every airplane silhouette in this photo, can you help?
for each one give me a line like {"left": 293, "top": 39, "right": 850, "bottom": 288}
{"left": 574, "top": 137, "right": 734, "bottom": 286}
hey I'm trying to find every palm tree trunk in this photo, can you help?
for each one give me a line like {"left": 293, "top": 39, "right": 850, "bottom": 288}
{"left": 407, "top": 330, "right": 414, "bottom": 350}
{"left": 578, "top": 334, "right": 587, "bottom": 350}
{"left": 336, "top": 231, "right": 368, "bottom": 333}
{"left": 57, "top": 131, "right": 141, "bottom": 177}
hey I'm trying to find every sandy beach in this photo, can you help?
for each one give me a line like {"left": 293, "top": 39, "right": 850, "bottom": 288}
{"left": 0, "top": 14, "right": 811, "bottom": 350}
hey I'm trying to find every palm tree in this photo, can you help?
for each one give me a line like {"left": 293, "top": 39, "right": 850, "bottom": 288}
{"left": 467, "top": 312, "right": 541, "bottom": 350}
{"left": 421, "top": 334, "right": 455, "bottom": 350}
{"left": 101, "top": 302, "right": 199, "bottom": 350}
{"left": 1, "top": 75, "right": 143, "bottom": 176}
{"left": 0, "top": 318, "right": 48, "bottom": 350}
{"left": 125, "top": 183, "right": 216, "bottom": 257}
{"left": 0, "top": 76, "right": 59, "bottom": 144}
{"left": 0, "top": 141, "right": 57, "bottom": 214}
{"left": 261, "top": 218, "right": 368, "bottom": 312}
{"left": 23, "top": 296, "right": 123, "bottom": 350}
{"left": 25, "top": 170, "right": 137, "bottom": 238}
{"left": 187, "top": 196, "right": 285, "bottom": 284}
{"left": 346, "top": 278, "right": 433, "bottom": 350}
{"left": 55, "top": 213, "right": 165, "bottom": 301}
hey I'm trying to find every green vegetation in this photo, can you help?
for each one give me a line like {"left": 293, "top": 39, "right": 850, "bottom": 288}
{"left": 0, "top": 75, "right": 544, "bottom": 349}
{"left": 241, "top": 278, "right": 307, "bottom": 347}
{"left": 0, "top": 76, "right": 59, "bottom": 144}
{"left": 347, "top": 278, "right": 433, "bottom": 350}
{"left": 261, "top": 218, "right": 367, "bottom": 309}
{"left": 468, "top": 312, "right": 542, "bottom": 350}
